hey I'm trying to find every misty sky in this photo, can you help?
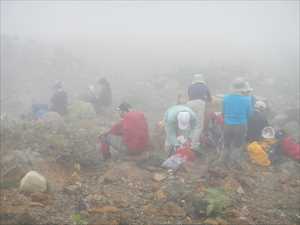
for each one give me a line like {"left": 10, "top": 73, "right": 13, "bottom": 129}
{"left": 0, "top": 1, "right": 299, "bottom": 116}
{"left": 1, "top": 1, "right": 299, "bottom": 77}
{"left": 1, "top": 1, "right": 299, "bottom": 44}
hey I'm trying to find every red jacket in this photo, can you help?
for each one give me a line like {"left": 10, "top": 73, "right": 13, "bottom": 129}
{"left": 281, "top": 137, "right": 300, "bottom": 161}
{"left": 109, "top": 111, "right": 149, "bottom": 153}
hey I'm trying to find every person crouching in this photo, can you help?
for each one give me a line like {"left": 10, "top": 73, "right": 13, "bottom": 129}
{"left": 98, "top": 102, "right": 149, "bottom": 160}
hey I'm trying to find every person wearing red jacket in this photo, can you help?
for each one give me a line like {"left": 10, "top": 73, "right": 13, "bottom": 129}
{"left": 99, "top": 102, "right": 149, "bottom": 160}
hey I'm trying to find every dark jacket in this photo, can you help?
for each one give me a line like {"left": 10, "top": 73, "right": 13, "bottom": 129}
{"left": 247, "top": 110, "right": 269, "bottom": 142}
{"left": 188, "top": 83, "right": 212, "bottom": 102}
{"left": 50, "top": 89, "right": 68, "bottom": 115}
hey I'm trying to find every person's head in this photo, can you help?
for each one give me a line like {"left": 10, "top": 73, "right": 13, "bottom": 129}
{"left": 192, "top": 74, "right": 206, "bottom": 84}
{"left": 241, "top": 81, "right": 253, "bottom": 95}
{"left": 177, "top": 93, "right": 187, "bottom": 105}
{"left": 97, "top": 77, "right": 108, "bottom": 85}
{"left": 231, "top": 78, "right": 249, "bottom": 94}
{"left": 255, "top": 100, "right": 267, "bottom": 112}
{"left": 117, "top": 102, "right": 132, "bottom": 117}
{"left": 53, "top": 80, "right": 63, "bottom": 91}
{"left": 177, "top": 111, "right": 191, "bottom": 130}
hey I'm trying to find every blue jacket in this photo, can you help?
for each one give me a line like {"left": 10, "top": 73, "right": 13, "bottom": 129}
{"left": 223, "top": 94, "right": 253, "bottom": 125}
{"left": 164, "top": 105, "right": 198, "bottom": 146}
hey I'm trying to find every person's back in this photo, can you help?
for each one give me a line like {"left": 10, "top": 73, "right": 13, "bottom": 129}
{"left": 247, "top": 101, "right": 269, "bottom": 142}
{"left": 188, "top": 83, "right": 211, "bottom": 102}
{"left": 97, "top": 82, "right": 112, "bottom": 107}
{"left": 122, "top": 111, "right": 149, "bottom": 153}
{"left": 50, "top": 89, "right": 68, "bottom": 115}
{"left": 223, "top": 94, "right": 252, "bottom": 125}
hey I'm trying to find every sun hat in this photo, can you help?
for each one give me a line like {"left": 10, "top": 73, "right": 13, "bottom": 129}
{"left": 117, "top": 102, "right": 132, "bottom": 112}
{"left": 262, "top": 126, "right": 275, "bottom": 139}
{"left": 255, "top": 100, "right": 267, "bottom": 111}
{"left": 192, "top": 74, "right": 206, "bottom": 84}
{"left": 177, "top": 111, "right": 191, "bottom": 130}
{"left": 231, "top": 78, "right": 249, "bottom": 93}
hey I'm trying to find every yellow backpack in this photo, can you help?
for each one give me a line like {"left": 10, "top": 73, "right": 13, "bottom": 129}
{"left": 247, "top": 141, "right": 271, "bottom": 166}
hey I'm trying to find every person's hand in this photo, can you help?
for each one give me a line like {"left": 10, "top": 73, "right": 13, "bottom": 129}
{"left": 98, "top": 132, "right": 108, "bottom": 141}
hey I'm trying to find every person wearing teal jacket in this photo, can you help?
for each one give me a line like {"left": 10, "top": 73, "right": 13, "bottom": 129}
{"left": 164, "top": 104, "right": 198, "bottom": 155}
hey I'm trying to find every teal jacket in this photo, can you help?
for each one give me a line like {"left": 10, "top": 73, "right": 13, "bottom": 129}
{"left": 164, "top": 105, "right": 198, "bottom": 146}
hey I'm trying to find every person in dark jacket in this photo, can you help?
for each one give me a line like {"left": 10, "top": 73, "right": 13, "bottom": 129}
{"left": 50, "top": 81, "right": 68, "bottom": 115}
{"left": 93, "top": 77, "right": 112, "bottom": 113}
{"left": 99, "top": 102, "right": 149, "bottom": 160}
{"left": 187, "top": 74, "right": 212, "bottom": 103}
{"left": 247, "top": 100, "right": 269, "bottom": 142}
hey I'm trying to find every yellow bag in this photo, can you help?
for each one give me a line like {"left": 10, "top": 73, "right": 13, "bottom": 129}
{"left": 247, "top": 142, "right": 271, "bottom": 166}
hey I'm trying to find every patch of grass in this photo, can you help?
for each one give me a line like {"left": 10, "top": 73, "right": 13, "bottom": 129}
{"left": 0, "top": 179, "right": 19, "bottom": 189}
{"left": 71, "top": 213, "right": 88, "bottom": 225}
{"left": 204, "top": 187, "right": 231, "bottom": 217}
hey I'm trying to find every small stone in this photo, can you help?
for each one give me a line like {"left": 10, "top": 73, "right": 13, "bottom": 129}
{"left": 64, "top": 184, "right": 80, "bottom": 194}
{"left": 203, "top": 218, "right": 219, "bottom": 225}
{"left": 152, "top": 173, "right": 167, "bottom": 182}
{"left": 237, "top": 186, "right": 245, "bottom": 194}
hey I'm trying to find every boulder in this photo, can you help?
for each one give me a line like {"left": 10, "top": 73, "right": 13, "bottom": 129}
{"left": 20, "top": 171, "right": 47, "bottom": 193}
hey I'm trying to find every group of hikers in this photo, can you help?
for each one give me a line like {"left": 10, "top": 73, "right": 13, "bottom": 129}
{"left": 32, "top": 73, "right": 300, "bottom": 168}
{"left": 31, "top": 77, "right": 112, "bottom": 119}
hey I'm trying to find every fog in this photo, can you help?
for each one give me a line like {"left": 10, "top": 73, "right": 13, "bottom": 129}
{"left": 1, "top": 1, "right": 299, "bottom": 120}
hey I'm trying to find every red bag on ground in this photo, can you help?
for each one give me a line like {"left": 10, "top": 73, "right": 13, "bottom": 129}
{"left": 281, "top": 136, "right": 300, "bottom": 161}
{"left": 176, "top": 146, "right": 196, "bottom": 162}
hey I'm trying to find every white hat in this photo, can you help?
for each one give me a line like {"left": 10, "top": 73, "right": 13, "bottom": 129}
{"left": 255, "top": 100, "right": 266, "bottom": 111}
{"left": 177, "top": 111, "right": 191, "bottom": 130}
{"left": 261, "top": 126, "right": 275, "bottom": 139}
{"left": 244, "top": 81, "right": 253, "bottom": 92}
{"left": 231, "top": 78, "right": 249, "bottom": 93}
{"left": 192, "top": 74, "right": 206, "bottom": 84}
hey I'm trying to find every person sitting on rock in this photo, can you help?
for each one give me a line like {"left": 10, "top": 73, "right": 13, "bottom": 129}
{"left": 50, "top": 80, "right": 68, "bottom": 116}
{"left": 247, "top": 100, "right": 269, "bottom": 142}
{"left": 99, "top": 102, "right": 149, "bottom": 160}
{"left": 164, "top": 104, "right": 199, "bottom": 156}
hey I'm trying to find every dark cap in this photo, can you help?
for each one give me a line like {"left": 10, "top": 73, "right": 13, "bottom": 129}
{"left": 117, "top": 102, "right": 132, "bottom": 112}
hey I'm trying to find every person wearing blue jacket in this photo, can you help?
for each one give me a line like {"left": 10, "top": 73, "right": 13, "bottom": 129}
{"left": 164, "top": 104, "right": 198, "bottom": 156}
{"left": 222, "top": 78, "right": 253, "bottom": 167}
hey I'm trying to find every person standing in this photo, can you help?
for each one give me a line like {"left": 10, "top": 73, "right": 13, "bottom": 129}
{"left": 247, "top": 100, "right": 269, "bottom": 142}
{"left": 50, "top": 80, "right": 68, "bottom": 116}
{"left": 222, "top": 78, "right": 253, "bottom": 167}
{"left": 187, "top": 74, "right": 211, "bottom": 151}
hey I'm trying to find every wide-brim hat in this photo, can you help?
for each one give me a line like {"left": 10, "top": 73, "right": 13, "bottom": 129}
{"left": 231, "top": 78, "right": 249, "bottom": 93}
{"left": 262, "top": 126, "right": 275, "bottom": 139}
{"left": 192, "top": 74, "right": 206, "bottom": 84}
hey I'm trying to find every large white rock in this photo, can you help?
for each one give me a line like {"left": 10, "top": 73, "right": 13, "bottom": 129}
{"left": 20, "top": 171, "right": 47, "bottom": 193}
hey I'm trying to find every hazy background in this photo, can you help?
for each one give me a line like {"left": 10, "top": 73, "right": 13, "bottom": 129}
{"left": 1, "top": 1, "right": 299, "bottom": 121}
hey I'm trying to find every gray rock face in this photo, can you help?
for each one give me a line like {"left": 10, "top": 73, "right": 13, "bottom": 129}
{"left": 20, "top": 170, "right": 47, "bottom": 193}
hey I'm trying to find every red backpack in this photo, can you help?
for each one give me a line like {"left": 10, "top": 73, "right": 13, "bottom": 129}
{"left": 281, "top": 136, "right": 300, "bottom": 161}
